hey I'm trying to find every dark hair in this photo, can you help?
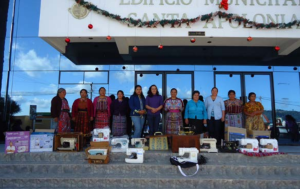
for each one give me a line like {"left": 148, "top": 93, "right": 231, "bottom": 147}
{"left": 248, "top": 92, "right": 256, "bottom": 100}
{"left": 183, "top": 99, "right": 188, "bottom": 106}
{"left": 56, "top": 88, "right": 66, "bottom": 96}
{"left": 228, "top": 90, "right": 236, "bottom": 96}
{"left": 132, "top": 85, "right": 145, "bottom": 98}
{"left": 147, "top": 85, "right": 160, "bottom": 97}
{"left": 80, "top": 89, "right": 88, "bottom": 98}
{"left": 110, "top": 94, "right": 116, "bottom": 101}
{"left": 25, "top": 126, "right": 31, "bottom": 131}
{"left": 80, "top": 89, "right": 88, "bottom": 94}
{"left": 199, "top": 95, "right": 204, "bottom": 102}
{"left": 192, "top": 90, "right": 200, "bottom": 97}
{"left": 117, "top": 90, "right": 125, "bottom": 100}
{"left": 170, "top": 88, "right": 177, "bottom": 93}
{"left": 211, "top": 87, "right": 218, "bottom": 92}
{"left": 99, "top": 87, "right": 106, "bottom": 92}
{"left": 285, "top": 115, "right": 296, "bottom": 123}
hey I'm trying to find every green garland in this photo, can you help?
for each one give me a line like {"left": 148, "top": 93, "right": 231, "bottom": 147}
{"left": 75, "top": 0, "right": 300, "bottom": 29}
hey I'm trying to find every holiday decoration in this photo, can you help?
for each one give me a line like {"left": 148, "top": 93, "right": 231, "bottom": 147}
{"left": 275, "top": 46, "right": 280, "bottom": 51}
{"left": 133, "top": 46, "right": 138, "bottom": 52}
{"left": 158, "top": 44, "right": 163, "bottom": 49}
{"left": 65, "top": 38, "right": 70, "bottom": 43}
{"left": 106, "top": 35, "right": 112, "bottom": 40}
{"left": 88, "top": 24, "right": 93, "bottom": 29}
{"left": 247, "top": 37, "right": 253, "bottom": 42}
{"left": 74, "top": 0, "right": 300, "bottom": 29}
{"left": 190, "top": 38, "right": 196, "bottom": 43}
{"left": 219, "top": 0, "right": 229, "bottom": 10}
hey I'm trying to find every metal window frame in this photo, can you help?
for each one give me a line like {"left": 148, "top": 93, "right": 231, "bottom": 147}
{"left": 59, "top": 70, "right": 109, "bottom": 85}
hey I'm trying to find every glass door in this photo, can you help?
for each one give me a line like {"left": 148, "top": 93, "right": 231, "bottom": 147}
{"left": 135, "top": 71, "right": 193, "bottom": 133}
{"left": 215, "top": 72, "right": 275, "bottom": 130}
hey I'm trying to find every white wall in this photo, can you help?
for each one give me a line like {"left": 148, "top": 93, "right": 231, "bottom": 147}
{"left": 39, "top": 0, "right": 300, "bottom": 38}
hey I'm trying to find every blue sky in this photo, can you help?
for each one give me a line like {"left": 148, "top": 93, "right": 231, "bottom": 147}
{"left": 2, "top": 0, "right": 300, "bottom": 117}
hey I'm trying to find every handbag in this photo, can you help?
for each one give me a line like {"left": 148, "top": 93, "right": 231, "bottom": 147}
{"left": 170, "top": 155, "right": 207, "bottom": 177}
{"left": 148, "top": 132, "right": 168, "bottom": 150}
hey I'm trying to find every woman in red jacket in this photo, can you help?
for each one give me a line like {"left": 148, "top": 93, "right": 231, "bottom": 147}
{"left": 72, "top": 89, "right": 93, "bottom": 134}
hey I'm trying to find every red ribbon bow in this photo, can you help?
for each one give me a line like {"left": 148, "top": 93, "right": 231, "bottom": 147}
{"left": 219, "top": 0, "right": 229, "bottom": 10}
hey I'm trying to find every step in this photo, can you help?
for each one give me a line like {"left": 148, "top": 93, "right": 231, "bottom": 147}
{"left": 1, "top": 162, "right": 299, "bottom": 178}
{"left": 1, "top": 152, "right": 300, "bottom": 165}
{"left": 0, "top": 177, "right": 300, "bottom": 189}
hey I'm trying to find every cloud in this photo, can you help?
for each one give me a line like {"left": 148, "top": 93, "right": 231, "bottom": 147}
{"left": 59, "top": 56, "right": 104, "bottom": 78}
{"left": 26, "top": 98, "right": 51, "bottom": 109}
{"left": 11, "top": 95, "right": 27, "bottom": 104}
{"left": 15, "top": 50, "right": 54, "bottom": 77}
{"left": 113, "top": 71, "right": 134, "bottom": 83}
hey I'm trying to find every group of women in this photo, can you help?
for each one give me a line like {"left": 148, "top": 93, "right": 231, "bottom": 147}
{"left": 50, "top": 85, "right": 266, "bottom": 144}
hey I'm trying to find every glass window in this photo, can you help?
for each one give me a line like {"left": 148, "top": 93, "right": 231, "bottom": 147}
{"left": 109, "top": 71, "right": 134, "bottom": 98}
{"left": 166, "top": 74, "right": 192, "bottom": 100}
{"left": 59, "top": 55, "right": 109, "bottom": 71}
{"left": 273, "top": 66, "right": 298, "bottom": 72}
{"left": 195, "top": 65, "right": 213, "bottom": 71}
{"left": 194, "top": 71, "right": 214, "bottom": 99}
{"left": 16, "top": 0, "right": 41, "bottom": 37}
{"left": 84, "top": 71, "right": 108, "bottom": 84}
{"left": 109, "top": 65, "right": 135, "bottom": 71}
{"left": 215, "top": 74, "right": 242, "bottom": 101}
{"left": 274, "top": 72, "right": 300, "bottom": 122}
{"left": 60, "top": 72, "right": 84, "bottom": 84}
{"left": 10, "top": 71, "right": 59, "bottom": 115}
{"left": 13, "top": 38, "right": 60, "bottom": 71}
{"left": 135, "top": 65, "right": 195, "bottom": 71}
{"left": 214, "top": 66, "right": 271, "bottom": 72}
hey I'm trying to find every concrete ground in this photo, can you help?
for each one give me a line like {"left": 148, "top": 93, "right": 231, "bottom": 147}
{"left": 1, "top": 144, "right": 300, "bottom": 154}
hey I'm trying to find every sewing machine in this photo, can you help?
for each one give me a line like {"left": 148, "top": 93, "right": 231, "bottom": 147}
{"left": 200, "top": 138, "right": 218, "bottom": 153}
{"left": 125, "top": 148, "right": 145, "bottom": 163}
{"left": 111, "top": 138, "right": 129, "bottom": 152}
{"left": 131, "top": 138, "right": 147, "bottom": 148}
{"left": 88, "top": 149, "right": 108, "bottom": 156}
{"left": 177, "top": 148, "right": 199, "bottom": 164}
{"left": 239, "top": 138, "right": 259, "bottom": 153}
{"left": 57, "top": 137, "right": 77, "bottom": 151}
{"left": 259, "top": 139, "right": 279, "bottom": 152}
{"left": 92, "top": 128, "right": 110, "bottom": 142}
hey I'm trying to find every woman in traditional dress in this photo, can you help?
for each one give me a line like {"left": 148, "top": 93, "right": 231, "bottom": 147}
{"left": 129, "top": 85, "right": 146, "bottom": 138}
{"left": 185, "top": 90, "right": 207, "bottom": 135}
{"left": 224, "top": 90, "right": 243, "bottom": 128}
{"left": 72, "top": 89, "right": 93, "bottom": 134}
{"left": 244, "top": 92, "right": 265, "bottom": 132}
{"left": 93, "top": 87, "right": 112, "bottom": 129}
{"left": 51, "top": 88, "right": 71, "bottom": 132}
{"left": 164, "top": 88, "right": 184, "bottom": 135}
{"left": 145, "top": 85, "right": 164, "bottom": 135}
{"left": 110, "top": 90, "right": 130, "bottom": 136}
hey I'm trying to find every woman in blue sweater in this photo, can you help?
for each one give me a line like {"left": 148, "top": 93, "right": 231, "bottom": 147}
{"left": 129, "top": 85, "right": 146, "bottom": 138}
{"left": 184, "top": 91, "right": 207, "bottom": 135}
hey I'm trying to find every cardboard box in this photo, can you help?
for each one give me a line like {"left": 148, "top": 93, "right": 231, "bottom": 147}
{"left": 54, "top": 132, "right": 83, "bottom": 152}
{"left": 224, "top": 127, "right": 247, "bottom": 141}
{"left": 85, "top": 142, "right": 110, "bottom": 164}
{"left": 247, "top": 130, "right": 270, "bottom": 139}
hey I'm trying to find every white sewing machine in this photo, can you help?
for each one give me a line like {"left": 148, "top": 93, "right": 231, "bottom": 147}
{"left": 92, "top": 128, "right": 110, "bottom": 142}
{"left": 125, "top": 148, "right": 145, "bottom": 163}
{"left": 200, "top": 138, "right": 218, "bottom": 153}
{"left": 259, "top": 139, "right": 279, "bottom": 152}
{"left": 177, "top": 148, "right": 199, "bottom": 164}
{"left": 111, "top": 138, "right": 129, "bottom": 152}
{"left": 239, "top": 138, "right": 259, "bottom": 153}
{"left": 131, "top": 138, "right": 147, "bottom": 148}
{"left": 88, "top": 149, "right": 108, "bottom": 156}
{"left": 57, "top": 137, "right": 77, "bottom": 151}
